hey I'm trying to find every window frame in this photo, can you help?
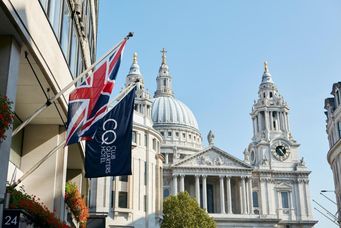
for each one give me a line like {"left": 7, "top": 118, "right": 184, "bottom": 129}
{"left": 60, "top": 0, "right": 72, "bottom": 63}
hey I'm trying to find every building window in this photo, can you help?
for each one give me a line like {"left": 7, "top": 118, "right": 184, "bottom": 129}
{"left": 48, "top": 0, "right": 63, "bottom": 40}
{"left": 168, "top": 131, "right": 172, "bottom": 137}
{"left": 161, "top": 131, "right": 164, "bottom": 136}
{"left": 144, "top": 134, "right": 148, "bottom": 147}
{"left": 189, "top": 134, "right": 191, "bottom": 139}
{"left": 273, "top": 121, "right": 276, "bottom": 129}
{"left": 152, "top": 138, "right": 156, "bottom": 150}
{"left": 175, "top": 132, "right": 179, "bottom": 137}
{"left": 60, "top": 0, "right": 71, "bottom": 62}
{"left": 132, "top": 131, "right": 137, "bottom": 144}
{"left": 281, "top": 192, "right": 289, "bottom": 208}
{"left": 69, "top": 24, "right": 79, "bottom": 77}
{"left": 182, "top": 133, "right": 186, "bottom": 138}
{"left": 252, "top": 191, "right": 259, "bottom": 207}
{"left": 119, "top": 176, "right": 128, "bottom": 182}
{"left": 270, "top": 92, "right": 273, "bottom": 98}
{"left": 119, "top": 192, "right": 128, "bottom": 208}
{"left": 164, "top": 189, "right": 170, "bottom": 198}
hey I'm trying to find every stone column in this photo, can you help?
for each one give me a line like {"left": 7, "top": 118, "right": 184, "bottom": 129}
{"left": 280, "top": 112, "right": 285, "bottom": 131}
{"left": 303, "top": 179, "right": 312, "bottom": 218}
{"left": 268, "top": 179, "right": 275, "bottom": 215}
{"left": 252, "top": 118, "right": 256, "bottom": 135}
{"left": 241, "top": 176, "right": 247, "bottom": 214}
{"left": 195, "top": 175, "right": 200, "bottom": 206}
{"left": 173, "top": 175, "right": 178, "bottom": 195}
{"left": 0, "top": 36, "right": 21, "bottom": 224}
{"left": 219, "top": 176, "right": 225, "bottom": 213}
{"left": 265, "top": 110, "right": 270, "bottom": 131}
{"left": 245, "top": 177, "right": 249, "bottom": 214}
{"left": 286, "top": 112, "right": 290, "bottom": 132}
{"left": 248, "top": 177, "right": 253, "bottom": 214}
{"left": 269, "top": 111, "right": 273, "bottom": 130}
{"left": 202, "top": 175, "right": 207, "bottom": 210}
{"left": 165, "top": 154, "right": 169, "bottom": 164}
{"left": 259, "top": 178, "right": 268, "bottom": 215}
{"left": 180, "top": 175, "right": 185, "bottom": 192}
{"left": 226, "top": 176, "right": 232, "bottom": 214}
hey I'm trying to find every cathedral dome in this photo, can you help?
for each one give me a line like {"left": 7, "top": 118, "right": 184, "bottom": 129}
{"left": 152, "top": 96, "right": 199, "bottom": 130}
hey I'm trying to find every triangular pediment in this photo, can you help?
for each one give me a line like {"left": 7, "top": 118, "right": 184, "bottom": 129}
{"left": 275, "top": 182, "right": 292, "bottom": 190}
{"left": 173, "top": 146, "right": 252, "bottom": 169}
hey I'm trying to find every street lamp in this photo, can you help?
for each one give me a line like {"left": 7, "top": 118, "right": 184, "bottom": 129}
{"left": 320, "top": 190, "right": 337, "bottom": 205}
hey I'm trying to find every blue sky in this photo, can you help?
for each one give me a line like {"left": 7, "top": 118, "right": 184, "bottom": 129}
{"left": 97, "top": 0, "right": 341, "bottom": 226}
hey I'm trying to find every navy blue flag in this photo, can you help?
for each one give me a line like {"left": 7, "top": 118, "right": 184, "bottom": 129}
{"left": 85, "top": 86, "right": 136, "bottom": 178}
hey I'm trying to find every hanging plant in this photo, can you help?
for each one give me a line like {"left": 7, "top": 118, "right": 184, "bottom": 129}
{"left": 65, "top": 182, "right": 89, "bottom": 227}
{"left": 0, "top": 95, "right": 15, "bottom": 142}
{"left": 7, "top": 186, "right": 71, "bottom": 228}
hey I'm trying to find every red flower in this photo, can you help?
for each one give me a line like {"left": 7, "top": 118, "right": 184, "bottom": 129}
{"left": 0, "top": 95, "right": 14, "bottom": 142}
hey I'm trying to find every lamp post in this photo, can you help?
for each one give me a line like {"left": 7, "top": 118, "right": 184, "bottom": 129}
{"left": 320, "top": 190, "right": 340, "bottom": 225}
{"left": 320, "top": 190, "right": 337, "bottom": 205}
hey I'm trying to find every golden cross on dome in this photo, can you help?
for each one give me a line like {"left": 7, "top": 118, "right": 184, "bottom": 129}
{"left": 264, "top": 61, "right": 269, "bottom": 73}
{"left": 133, "top": 52, "right": 138, "bottom": 64}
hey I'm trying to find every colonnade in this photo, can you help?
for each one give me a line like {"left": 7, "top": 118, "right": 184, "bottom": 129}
{"left": 172, "top": 174, "right": 253, "bottom": 214}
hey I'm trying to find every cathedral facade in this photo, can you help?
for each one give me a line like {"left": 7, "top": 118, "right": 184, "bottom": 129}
{"left": 90, "top": 51, "right": 317, "bottom": 228}
{"left": 151, "top": 52, "right": 317, "bottom": 227}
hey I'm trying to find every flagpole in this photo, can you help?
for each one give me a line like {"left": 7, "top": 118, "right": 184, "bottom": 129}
{"left": 12, "top": 32, "right": 134, "bottom": 137}
{"left": 11, "top": 139, "right": 66, "bottom": 188}
{"left": 11, "top": 81, "right": 138, "bottom": 188}
{"left": 107, "top": 82, "right": 138, "bottom": 110}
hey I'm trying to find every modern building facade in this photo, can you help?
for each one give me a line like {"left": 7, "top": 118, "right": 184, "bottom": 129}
{"left": 324, "top": 81, "right": 341, "bottom": 225}
{"left": 0, "top": 0, "right": 98, "bottom": 226}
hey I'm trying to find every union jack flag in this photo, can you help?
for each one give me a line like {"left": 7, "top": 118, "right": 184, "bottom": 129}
{"left": 65, "top": 39, "right": 127, "bottom": 145}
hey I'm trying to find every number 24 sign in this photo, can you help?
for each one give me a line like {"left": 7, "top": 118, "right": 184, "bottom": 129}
{"left": 2, "top": 210, "right": 20, "bottom": 228}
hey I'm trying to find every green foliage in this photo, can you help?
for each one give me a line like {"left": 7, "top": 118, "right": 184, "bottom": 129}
{"left": 161, "top": 192, "right": 216, "bottom": 228}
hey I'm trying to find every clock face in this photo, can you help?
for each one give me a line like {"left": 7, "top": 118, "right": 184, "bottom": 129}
{"left": 272, "top": 144, "right": 290, "bottom": 161}
{"left": 276, "top": 145, "right": 286, "bottom": 156}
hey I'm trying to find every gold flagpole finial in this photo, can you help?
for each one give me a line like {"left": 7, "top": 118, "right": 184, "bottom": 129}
{"left": 264, "top": 61, "right": 269, "bottom": 73}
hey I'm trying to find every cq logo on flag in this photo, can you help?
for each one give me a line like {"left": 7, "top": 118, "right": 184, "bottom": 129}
{"left": 102, "top": 119, "right": 117, "bottom": 145}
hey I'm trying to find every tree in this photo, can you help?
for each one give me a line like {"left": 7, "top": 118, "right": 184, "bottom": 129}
{"left": 161, "top": 192, "right": 216, "bottom": 228}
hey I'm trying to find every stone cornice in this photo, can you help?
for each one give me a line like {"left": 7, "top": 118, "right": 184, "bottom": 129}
{"left": 253, "top": 170, "right": 311, "bottom": 179}
{"left": 172, "top": 167, "right": 252, "bottom": 176}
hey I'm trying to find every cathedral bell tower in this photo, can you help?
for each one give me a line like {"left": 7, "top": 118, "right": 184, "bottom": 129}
{"left": 125, "top": 52, "right": 152, "bottom": 118}
{"left": 247, "top": 62, "right": 301, "bottom": 170}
